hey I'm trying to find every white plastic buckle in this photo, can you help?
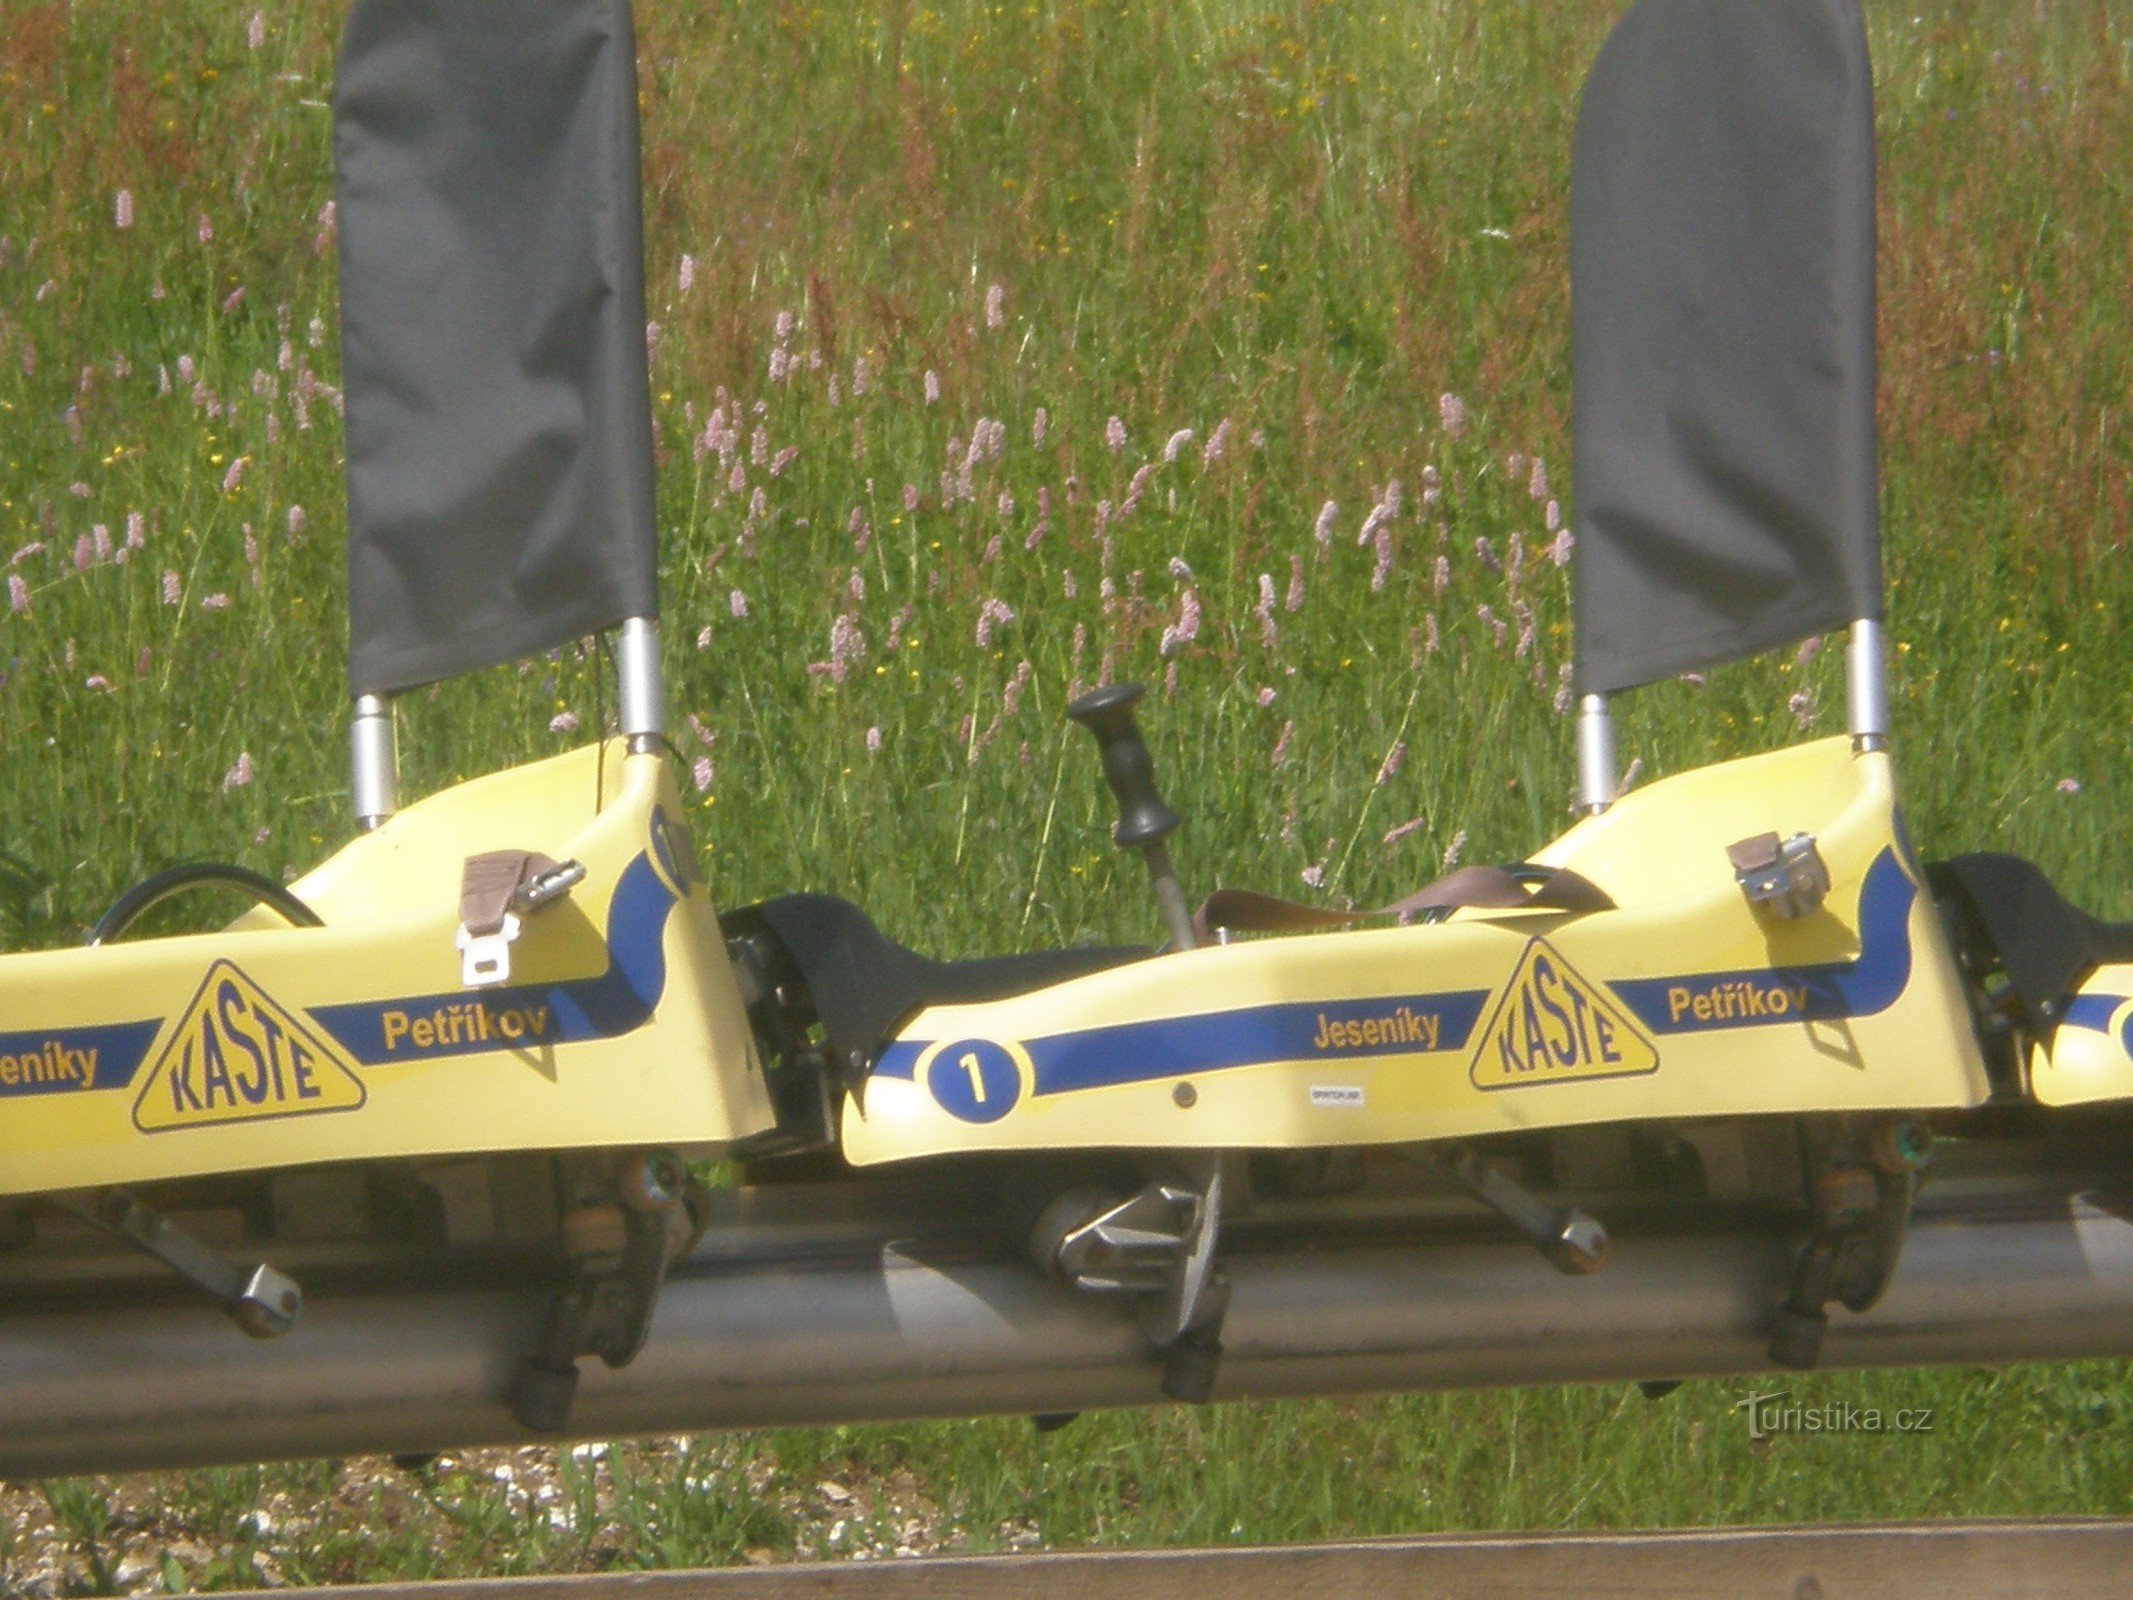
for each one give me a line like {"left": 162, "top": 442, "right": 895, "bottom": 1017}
{"left": 456, "top": 912, "right": 522, "bottom": 988}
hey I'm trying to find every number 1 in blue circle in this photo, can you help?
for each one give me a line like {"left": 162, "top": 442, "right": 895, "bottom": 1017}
{"left": 929, "top": 1039, "right": 1022, "bottom": 1123}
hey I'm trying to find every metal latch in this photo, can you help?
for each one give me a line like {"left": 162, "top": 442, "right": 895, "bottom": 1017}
{"left": 456, "top": 854, "right": 586, "bottom": 988}
{"left": 1728, "top": 831, "right": 1831, "bottom": 919}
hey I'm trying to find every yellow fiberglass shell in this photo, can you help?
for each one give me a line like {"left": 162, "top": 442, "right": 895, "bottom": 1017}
{"left": 0, "top": 744, "right": 772, "bottom": 1197}
{"left": 2030, "top": 965, "right": 2133, "bottom": 1106}
{"left": 840, "top": 738, "right": 1991, "bottom": 1163}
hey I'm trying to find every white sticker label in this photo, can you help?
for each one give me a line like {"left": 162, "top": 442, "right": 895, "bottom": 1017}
{"left": 1310, "top": 1085, "right": 1365, "bottom": 1108}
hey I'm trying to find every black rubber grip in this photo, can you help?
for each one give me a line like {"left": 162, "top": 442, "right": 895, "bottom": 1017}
{"left": 1067, "top": 682, "right": 1181, "bottom": 848}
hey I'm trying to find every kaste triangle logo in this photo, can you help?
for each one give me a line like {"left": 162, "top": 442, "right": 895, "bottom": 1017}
{"left": 1468, "top": 937, "right": 1659, "bottom": 1091}
{"left": 134, "top": 961, "right": 366, "bottom": 1133}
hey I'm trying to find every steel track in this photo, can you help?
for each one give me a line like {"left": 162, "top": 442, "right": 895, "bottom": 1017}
{"left": 5, "top": 1123, "right": 2133, "bottom": 1477}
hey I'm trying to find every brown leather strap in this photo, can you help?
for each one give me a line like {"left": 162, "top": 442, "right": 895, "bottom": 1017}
{"left": 460, "top": 850, "right": 560, "bottom": 937}
{"left": 1194, "top": 863, "right": 1613, "bottom": 942}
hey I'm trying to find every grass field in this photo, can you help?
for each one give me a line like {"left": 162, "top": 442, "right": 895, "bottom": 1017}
{"left": 4, "top": 0, "right": 2132, "bottom": 1589}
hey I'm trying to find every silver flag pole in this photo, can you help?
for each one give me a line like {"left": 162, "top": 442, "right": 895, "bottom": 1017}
{"left": 616, "top": 616, "right": 665, "bottom": 754}
{"left": 349, "top": 693, "right": 398, "bottom": 830}
{"left": 1847, "top": 618, "right": 1890, "bottom": 752}
{"left": 1576, "top": 693, "right": 1616, "bottom": 814}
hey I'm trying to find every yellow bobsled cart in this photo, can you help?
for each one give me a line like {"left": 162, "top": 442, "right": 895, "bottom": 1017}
{"left": 8, "top": 0, "right": 2131, "bottom": 1427}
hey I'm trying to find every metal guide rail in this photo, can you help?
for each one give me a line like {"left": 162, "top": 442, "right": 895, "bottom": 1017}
{"left": 5, "top": 1125, "right": 2133, "bottom": 1478}
{"left": 261, "top": 1520, "right": 2133, "bottom": 1600}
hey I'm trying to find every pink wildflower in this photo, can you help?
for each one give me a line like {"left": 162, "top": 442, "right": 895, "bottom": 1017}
{"left": 1438, "top": 391, "right": 1467, "bottom": 438}
{"left": 975, "top": 597, "right": 1015, "bottom": 649}
{"left": 6, "top": 574, "right": 26, "bottom": 614}
{"left": 826, "top": 614, "right": 866, "bottom": 684}
{"left": 1162, "top": 428, "right": 1195, "bottom": 463}
{"left": 1105, "top": 416, "right": 1126, "bottom": 455}
{"left": 114, "top": 190, "right": 134, "bottom": 230}
{"left": 1286, "top": 554, "right": 1305, "bottom": 612}
{"left": 1357, "top": 481, "right": 1401, "bottom": 546}
{"left": 692, "top": 756, "right": 715, "bottom": 793}
{"left": 923, "top": 370, "right": 940, "bottom": 405}
{"left": 984, "top": 283, "right": 1005, "bottom": 329}
{"left": 1313, "top": 500, "right": 1338, "bottom": 558}
{"left": 549, "top": 711, "right": 580, "bottom": 735}
{"left": 728, "top": 589, "right": 750, "bottom": 619}
{"left": 1201, "top": 417, "right": 1231, "bottom": 466}
{"left": 161, "top": 570, "right": 181, "bottom": 605}
{"left": 866, "top": 726, "right": 884, "bottom": 754}
{"left": 222, "top": 751, "right": 255, "bottom": 792}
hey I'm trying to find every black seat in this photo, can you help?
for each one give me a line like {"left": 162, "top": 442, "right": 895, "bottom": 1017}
{"left": 726, "top": 893, "right": 1150, "bottom": 1067}
{"left": 1929, "top": 853, "right": 2133, "bottom": 1032}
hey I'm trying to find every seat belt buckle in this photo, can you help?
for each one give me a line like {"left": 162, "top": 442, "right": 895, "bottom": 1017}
{"left": 456, "top": 912, "right": 522, "bottom": 988}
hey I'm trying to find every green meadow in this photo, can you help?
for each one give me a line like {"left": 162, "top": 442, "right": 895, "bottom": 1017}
{"left": 4, "top": 0, "right": 2132, "bottom": 1587}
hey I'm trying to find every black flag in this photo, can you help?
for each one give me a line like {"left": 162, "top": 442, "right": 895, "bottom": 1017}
{"left": 1570, "top": 0, "right": 1880, "bottom": 696}
{"left": 335, "top": 0, "right": 660, "bottom": 697}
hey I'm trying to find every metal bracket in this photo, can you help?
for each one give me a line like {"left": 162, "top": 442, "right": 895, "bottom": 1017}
{"left": 512, "top": 1151, "right": 707, "bottom": 1434}
{"left": 1769, "top": 1116, "right": 1929, "bottom": 1369}
{"left": 1450, "top": 1148, "right": 1610, "bottom": 1275}
{"left": 59, "top": 1190, "right": 302, "bottom": 1338}
{"left": 1729, "top": 831, "right": 1831, "bottom": 920}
